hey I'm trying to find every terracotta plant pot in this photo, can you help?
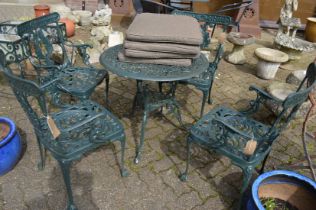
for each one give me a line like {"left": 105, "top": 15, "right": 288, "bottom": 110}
{"left": 305, "top": 17, "right": 316, "bottom": 43}
{"left": 59, "top": 18, "right": 75, "bottom": 37}
{"left": 34, "top": 5, "right": 50, "bottom": 18}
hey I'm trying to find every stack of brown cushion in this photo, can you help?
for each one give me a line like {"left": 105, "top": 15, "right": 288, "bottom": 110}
{"left": 118, "top": 13, "right": 202, "bottom": 67}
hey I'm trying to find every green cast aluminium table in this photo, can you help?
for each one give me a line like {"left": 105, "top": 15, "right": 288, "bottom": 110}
{"left": 100, "top": 44, "right": 208, "bottom": 163}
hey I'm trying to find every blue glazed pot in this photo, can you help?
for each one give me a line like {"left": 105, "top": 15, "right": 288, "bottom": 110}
{"left": 247, "top": 170, "right": 316, "bottom": 210}
{"left": 0, "top": 117, "right": 22, "bottom": 176}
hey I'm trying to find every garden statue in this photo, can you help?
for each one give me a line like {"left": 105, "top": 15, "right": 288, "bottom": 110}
{"left": 91, "top": 4, "right": 112, "bottom": 26}
{"left": 89, "top": 4, "right": 113, "bottom": 63}
{"left": 278, "top": 0, "right": 300, "bottom": 39}
{"left": 274, "top": 0, "right": 316, "bottom": 59}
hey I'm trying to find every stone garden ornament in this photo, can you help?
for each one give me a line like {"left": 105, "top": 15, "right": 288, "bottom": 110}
{"left": 275, "top": 0, "right": 316, "bottom": 59}
{"left": 278, "top": 0, "right": 300, "bottom": 39}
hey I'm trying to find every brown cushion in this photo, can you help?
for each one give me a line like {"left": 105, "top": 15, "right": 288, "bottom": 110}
{"left": 124, "top": 40, "right": 200, "bottom": 55}
{"left": 126, "top": 13, "right": 202, "bottom": 45}
{"left": 124, "top": 49, "right": 199, "bottom": 59}
{"left": 118, "top": 52, "right": 192, "bottom": 66}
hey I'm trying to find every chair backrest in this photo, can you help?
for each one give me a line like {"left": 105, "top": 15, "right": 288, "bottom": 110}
{"left": 166, "top": 0, "right": 192, "bottom": 12}
{"left": 172, "top": 10, "right": 232, "bottom": 73}
{"left": 172, "top": 10, "right": 231, "bottom": 48}
{"left": 271, "top": 62, "right": 316, "bottom": 132}
{"left": 132, "top": 0, "right": 176, "bottom": 14}
{"left": 0, "top": 50, "right": 48, "bottom": 131}
{"left": 214, "top": 1, "right": 253, "bottom": 30}
{"left": 17, "top": 13, "right": 70, "bottom": 68}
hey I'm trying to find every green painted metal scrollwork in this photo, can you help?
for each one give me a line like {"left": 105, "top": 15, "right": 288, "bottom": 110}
{"left": 0, "top": 53, "right": 128, "bottom": 210}
{"left": 16, "top": 13, "right": 109, "bottom": 104}
{"left": 180, "top": 62, "right": 316, "bottom": 209}
{"left": 171, "top": 10, "right": 233, "bottom": 117}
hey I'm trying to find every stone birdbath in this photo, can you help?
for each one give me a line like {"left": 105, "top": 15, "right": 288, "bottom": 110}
{"left": 265, "top": 81, "right": 311, "bottom": 119}
{"left": 225, "top": 32, "right": 255, "bottom": 64}
{"left": 255, "top": 48, "right": 289, "bottom": 80}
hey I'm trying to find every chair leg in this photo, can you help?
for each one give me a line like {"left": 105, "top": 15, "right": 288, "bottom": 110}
{"left": 158, "top": 82, "right": 163, "bottom": 93}
{"left": 259, "top": 153, "right": 270, "bottom": 174}
{"left": 173, "top": 103, "right": 184, "bottom": 127}
{"left": 200, "top": 90, "right": 209, "bottom": 118}
{"left": 58, "top": 160, "right": 77, "bottom": 210}
{"left": 158, "top": 82, "right": 163, "bottom": 112}
{"left": 134, "top": 110, "right": 148, "bottom": 164}
{"left": 236, "top": 166, "right": 253, "bottom": 210}
{"left": 35, "top": 133, "right": 46, "bottom": 171}
{"left": 179, "top": 137, "right": 192, "bottom": 181}
{"left": 119, "top": 136, "right": 129, "bottom": 177}
{"left": 105, "top": 74, "right": 110, "bottom": 106}
{"left": 241, "top": 167, "right": 253, "bottom": 194}
{"left": 207, "top": 87, "right": 213, "bottom": 104}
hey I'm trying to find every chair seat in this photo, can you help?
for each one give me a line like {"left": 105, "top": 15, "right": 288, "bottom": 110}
{"left": 39, "top": 100, "right": 124, "bottom": 159}
{"left": 57, "top": 67, "right": 107, "bottom": 97}
{"left": 190, "top": 106, "right": 272, "bottom": 162}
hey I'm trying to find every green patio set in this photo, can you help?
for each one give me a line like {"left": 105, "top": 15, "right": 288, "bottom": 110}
{"left": 0, "top": 7, "right": 316, "bottom": 210}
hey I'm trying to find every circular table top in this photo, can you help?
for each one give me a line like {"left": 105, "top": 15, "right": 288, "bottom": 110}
{"left": 255, "top": 47, "right": 289, "bottom": 63}
{"left": 99, "top": 45, "right": 209, "bottom": 82}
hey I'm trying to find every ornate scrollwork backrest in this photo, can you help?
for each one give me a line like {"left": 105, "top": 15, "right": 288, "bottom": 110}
{"left": 172, "top": 10, "right": 232, "bottom": 48}
{"left": 17, "top": 13, "right": 70, "bottom": 67}
{"left": 272, "top": 62, "right": 316, "bottom": 132}
{"left": 0, "top": 53, "right": 48, "bottom": 130}
{"left": 172, "top": 10, "right": 231, "bottom": 77}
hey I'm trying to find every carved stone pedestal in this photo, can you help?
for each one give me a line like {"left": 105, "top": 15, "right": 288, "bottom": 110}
{"left": 225, "top": 32, "right": 255, "bottom": 64}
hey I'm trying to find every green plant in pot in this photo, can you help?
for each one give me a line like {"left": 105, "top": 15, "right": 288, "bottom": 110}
{"left": 247, "top": 170, "right": 316, "bottom": 210}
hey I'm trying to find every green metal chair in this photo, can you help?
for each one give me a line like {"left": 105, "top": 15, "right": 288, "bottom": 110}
{"left": 0, "top": 52, "right": 128, "bottom": 210}
{"left": 171, "top": 10, "right": 232, "bottom": 117}
{"left": 16, "top": 13, "right": 109, "bottom": 104}
{"left": 179, "top": 62, "right": 316, "bottom": 198}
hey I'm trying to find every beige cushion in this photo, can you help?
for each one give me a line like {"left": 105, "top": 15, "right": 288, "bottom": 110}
{"left": 118, "top": 52, "right": 192, "bottom": 67}
{"left": 124, "top": 49, "right": 199, "bottom": 59}
{"left": 124, "top": 40, "right": 200, "bottom": 55}
{"left": 126, "top": 13, "right": 202, "bottom": 45}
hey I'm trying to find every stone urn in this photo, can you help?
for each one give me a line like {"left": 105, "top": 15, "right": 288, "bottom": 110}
{"left": 305, "top": 17, "right": 316, "bottom": 43}
{"left": 255, "top": 48, "right": 289, "bottom": 80}
{"left": 265, "top": 81, "right": 311, "bottom": 118}
{"left": 0, "top": 117, "right": 22, "bottom": 176}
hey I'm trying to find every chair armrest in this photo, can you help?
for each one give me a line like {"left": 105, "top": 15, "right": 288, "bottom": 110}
{"left": 29, "top": 56, "right": 61, "bottom": 71}
{"left": 249, "top": 85, "right": 281, "bottom": 102}
{"left": 241, "top": 85, "right": 282, "bottom": 115}
{"left": 61, "top": 112, "right": 106, "bottom": 133}
{"left": 40, "top": 77, "right": 60, "bottom": 91}
{"left": 64, "top": 40, "right": 93, "bottom": 66}
{"left": 213, "top": 118, "right": 254, "bottom": 140}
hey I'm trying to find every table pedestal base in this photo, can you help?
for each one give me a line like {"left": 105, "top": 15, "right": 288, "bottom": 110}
{"left": 132, "top": 80, "right": 184, "bottom": 164}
